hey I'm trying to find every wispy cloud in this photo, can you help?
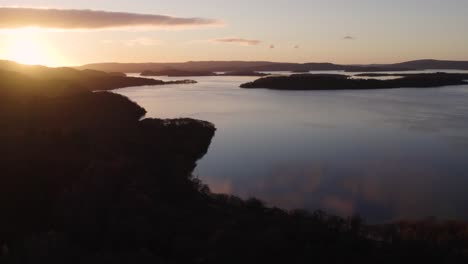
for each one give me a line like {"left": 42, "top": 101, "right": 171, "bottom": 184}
{"left": 123, "top": 38, "right": 161, "bottom": 46}
{"left": 213, "top": 38, "right": 262, "bottom": 46}
{"left": 343, "top": 36, "right": 355, "bottom": 40}
{"left": 102, "top": 38, "right": 161, "bottom": 46}
{"left": 0, "top": 7, "right": 220, "bottom": 30}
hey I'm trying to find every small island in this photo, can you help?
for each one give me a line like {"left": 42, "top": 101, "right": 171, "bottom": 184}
{"left": 240, "top": 73, "right": 468, "bottom": 90}
{"left": 219, "top": 71, "right": 270, "bottom": 76}
{"left": 291, "top": 69, "right": 311, "bottom": 73}
{"left": 141, "top": 69, "right": 216, "bottom": 77}
{"left": 344, "top": 66, "right": 415, "bottom": 72}
{"left": 163, "top": 79, "right": 198, "bottom": 84}
{"left": 140, "top": 69, "right": 269, "bottom": 77}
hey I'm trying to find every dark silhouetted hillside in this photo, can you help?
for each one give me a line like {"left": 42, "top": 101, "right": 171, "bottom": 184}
{"left": 77, "top": 61, "right": 348, "bottom": 73}
{"left": 390, "top": 59, "right": 468, "bottom": 70}
{"left": 79, "top": 61, "right": 276, "bottom": 73}
{"left": 0, "top": 60, "right": 193, "bottom": 91}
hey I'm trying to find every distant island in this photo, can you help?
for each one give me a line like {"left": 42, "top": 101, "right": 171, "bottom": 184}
{"left": 344, "top": 66, "right": 415, "bottom": 72}
{"left": 164, "top": 79, "right": 198, "bottom": 84}
{"left": 77, "top": 59, "right": 468, "bottom": 73}
{"left": 220, "top": 70, "right": 270, "bottom": 76}
{"left": 141, "top": 69, "right": 215, "bottom": 77}
{"left": 240, "top": 73, "right": 468, "bottom": 90}
{"left": 292, "top": 69, "right": 311, "bottom": 73}
{"left": 354, "top": 72, "right": 468, "bottom": 78}
{"left": 140, "top": 69, "right": 269, "bottom": 77}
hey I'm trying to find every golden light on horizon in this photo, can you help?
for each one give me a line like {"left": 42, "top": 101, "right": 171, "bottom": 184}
{"left": 1, "top": 29, "right": 61, "bottom": 66}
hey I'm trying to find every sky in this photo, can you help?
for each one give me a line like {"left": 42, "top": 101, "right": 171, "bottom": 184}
{"left": 0, "top": 0, "right": 468, "bottom": 66}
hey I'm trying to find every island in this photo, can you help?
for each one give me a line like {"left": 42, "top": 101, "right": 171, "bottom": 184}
{"left": 292, "top": 69, "right": 311, "bottom": 73}
{"left": 141, "top": 69, "right": 216, "bottom": 77}
{"left": 354, "top": 72, "right": 468, "bottom": 78}
{"left": 1, "top": 61, "right": 467, "bottom": 263}
{"left": 240, "top": 73, "right": 468, "bottom": 90}
{"left": 219, "top": 70, "right": 270, "bottom": 76}
{"left": 140, "top": 69, "right": 269, "bottom": 77}
{"left": 344, "top": 66, "right": 415, "bottom": 72}
{"left": 162, "top": 79, "right": 198, "bottom": 84}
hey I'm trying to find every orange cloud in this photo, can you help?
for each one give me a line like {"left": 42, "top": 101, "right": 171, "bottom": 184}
{"left": 0, "top": 7, "right": 220, "bottom": 29}
{"left": 213, "top": 38, "right": 262, "bottom": 46}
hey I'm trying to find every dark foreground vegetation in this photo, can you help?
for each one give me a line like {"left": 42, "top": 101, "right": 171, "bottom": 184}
{"left": 1, "top": 64, "right": 468, "bottom": 263}
{"left": 240, "top": 73, "right": 468, "bottom": 90}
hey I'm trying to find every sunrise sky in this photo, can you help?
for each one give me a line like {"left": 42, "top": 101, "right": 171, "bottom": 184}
{"left": 1, "top": 0, "right": 468, "bottom": 66}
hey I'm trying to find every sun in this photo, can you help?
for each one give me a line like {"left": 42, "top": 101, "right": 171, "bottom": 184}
{"left": 1, "top": 29, "right": 59, "bottom": 66}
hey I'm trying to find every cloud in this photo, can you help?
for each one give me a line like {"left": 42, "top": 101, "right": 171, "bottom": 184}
{"left": 102, "top": 37, "right": 161, "bottom": 46}
{"left": 213, "top": 38, "right": 261, "bottom": 46}
{"left": 123, "top": 38, "right": 160, "bottom": 46}
{"left": 0, "top": 7, "right": 220, "bottom": 30}
{"left": 344, "top": 36, "right": 355, "bottom": 40}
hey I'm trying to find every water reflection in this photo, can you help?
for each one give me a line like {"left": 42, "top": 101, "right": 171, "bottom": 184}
{"left": 117, "top": 72, "right": 468, "bottom": 223}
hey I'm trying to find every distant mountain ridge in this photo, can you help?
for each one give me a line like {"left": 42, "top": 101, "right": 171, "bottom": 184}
{"left": 77, "top": 59, "right": 468, "bottom": 73}
{"left": 390, "top": 59, "right": 468, "bottom": 70}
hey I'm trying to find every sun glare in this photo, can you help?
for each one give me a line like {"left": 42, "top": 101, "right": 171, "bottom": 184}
{"left": 1, "top": 29, "right": 59, "bottom": 66}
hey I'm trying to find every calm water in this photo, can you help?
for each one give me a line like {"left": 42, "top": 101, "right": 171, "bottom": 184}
{"left": 116, "top": 71, "right": 468, "bottom": 223}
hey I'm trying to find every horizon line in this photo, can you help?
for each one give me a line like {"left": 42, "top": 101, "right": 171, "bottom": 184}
{"left": 3, "top": 58, "right": 468, "bottom": 68}
{"left": 75, "top": 58, "right": 468, "bottom": 66}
